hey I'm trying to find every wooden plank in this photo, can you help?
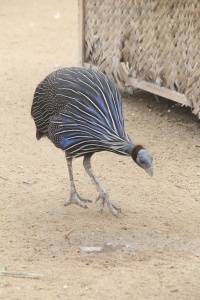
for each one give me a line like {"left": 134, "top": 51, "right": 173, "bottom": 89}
{"left": 78, "top": 0, "right": 85, "bottom": 67}
{"left": 128, "top": 77, "right": 189, "bottom": 106}
{"left": 119, "top": 63, "right": 189, "bottom": 106}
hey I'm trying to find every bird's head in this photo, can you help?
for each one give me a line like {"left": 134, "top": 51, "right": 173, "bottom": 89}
{"left": 131, "top": 145, "right": 153, "bottom": 176}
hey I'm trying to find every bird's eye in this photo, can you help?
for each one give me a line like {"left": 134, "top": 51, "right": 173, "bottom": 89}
{"left": 140, "top": 160, "right": 145, "bottom": 164}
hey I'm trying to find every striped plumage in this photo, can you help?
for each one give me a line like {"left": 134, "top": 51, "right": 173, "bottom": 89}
{"left": 32, "top": 68, "right": 133, "bottom": 156}
{"left": 31, "top": 67, "right": 153, "bottom": 216}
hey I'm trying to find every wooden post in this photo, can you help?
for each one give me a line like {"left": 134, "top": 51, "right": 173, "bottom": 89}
{"left": 78, "top": 0, "right": 85, "bottom": 67}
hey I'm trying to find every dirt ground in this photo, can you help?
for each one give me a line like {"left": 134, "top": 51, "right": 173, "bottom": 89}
{"left": 1, "top": 1, "right": 200, "bottom": 299}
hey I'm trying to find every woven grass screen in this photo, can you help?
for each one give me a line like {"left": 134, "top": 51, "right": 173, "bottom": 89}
{"left": 79, "top": 0, "right": 200, "bottom": 117}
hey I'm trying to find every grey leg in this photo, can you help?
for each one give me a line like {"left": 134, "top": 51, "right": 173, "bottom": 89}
{"left": 64, "top": 156, "right": 92, "bottom": 208}
{"left": 83, "top": 154, "right": 121, "bottom": 217}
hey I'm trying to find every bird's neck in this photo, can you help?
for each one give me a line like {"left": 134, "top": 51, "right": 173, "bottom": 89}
{"left": 131, "top": 145, "right": 144, "bottom": 162}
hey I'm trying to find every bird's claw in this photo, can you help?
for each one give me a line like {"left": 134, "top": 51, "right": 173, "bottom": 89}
{"left": 64, "top": 192, "right": 92, "bottom": 209}
{"left": 95, "top": 193, "right": 121, "bottom": 217}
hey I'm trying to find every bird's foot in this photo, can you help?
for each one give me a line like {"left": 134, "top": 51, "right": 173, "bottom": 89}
{"left": 64, "top": 192, "right": 92, "bottom": 209}
{"left": 95, "top": 192, "right": 121, "bottom": 217}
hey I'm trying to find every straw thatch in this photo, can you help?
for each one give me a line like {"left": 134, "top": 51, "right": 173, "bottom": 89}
{"left": 79, "top": 0, "right": 200, "bottom": 117}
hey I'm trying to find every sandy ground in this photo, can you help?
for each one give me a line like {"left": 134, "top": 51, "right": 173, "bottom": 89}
{"left": 1, "top": 1, "right": 200, "bottom": 299}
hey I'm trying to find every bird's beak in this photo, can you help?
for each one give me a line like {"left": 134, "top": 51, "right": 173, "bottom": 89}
{"left": 146, "top": 167, "right": 153, "bottom": 177}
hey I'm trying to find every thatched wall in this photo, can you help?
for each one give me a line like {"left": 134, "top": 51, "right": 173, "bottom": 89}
{"left": 79, "top": 0, "right": 200, "bottom": 117}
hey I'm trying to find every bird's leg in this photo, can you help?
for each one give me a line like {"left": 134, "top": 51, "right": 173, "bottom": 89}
{"left": 83, "top": 154, "right": 121, "bottom": 217}
{"left": 64, "top": 155, "right": 92, "bottom": 209}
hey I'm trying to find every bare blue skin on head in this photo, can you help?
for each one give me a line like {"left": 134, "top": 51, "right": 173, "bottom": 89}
{"left": 135, "top": 149, "right": 153, "bottom": 176}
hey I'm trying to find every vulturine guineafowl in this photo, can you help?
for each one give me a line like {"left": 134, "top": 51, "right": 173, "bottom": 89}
{"left": 31, "top": 68, "right": 153, "bottom": 216}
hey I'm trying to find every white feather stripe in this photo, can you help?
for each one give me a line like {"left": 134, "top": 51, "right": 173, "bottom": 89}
{"left": 66, "top": 69, "right": 118, "bottom": 133}
{"left": 104, "top": 77, "right": 123, "bottom": 128}
{"left": 66, "top": 145, "right": 130, "bottom": 158}
{"left": 60, "top": 104, "right": 123, "bottom": 139}
{"left": 56, "top": 89, "right": 111, "bottom": 129}
{"left": 76, "top": 78, "right": 100, "bottom": 95}
{"left": 92, "top": 73, "right": 118, "bottom": 133}
{"left": 63, "top": 139, "right": 129, "bottom": 156}
{"left": 59, "top": 69, "right": 122, "bottom": 134}
{"left": 76, "top": 70, "right": 98, "bottom": 86}
{"left": 77, "top": 91, "right": 111, "bottom": 127}
{"left": 56, "top": 93, "right": 78, "bottom": 101}
{"left": 53, "top": 111, "right": 128, "bottom": 143}
{"left": 54, "top": 128, "right": 108, "bottom": 140}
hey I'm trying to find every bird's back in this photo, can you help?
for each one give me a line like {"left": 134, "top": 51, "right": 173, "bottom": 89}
{"left": 31, "top": 68, "right": 133, "bottom": 157}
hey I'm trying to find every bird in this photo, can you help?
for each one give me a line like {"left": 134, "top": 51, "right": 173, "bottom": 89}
{"left": 31, "top": 67, "right": 153, "bottom": 216}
